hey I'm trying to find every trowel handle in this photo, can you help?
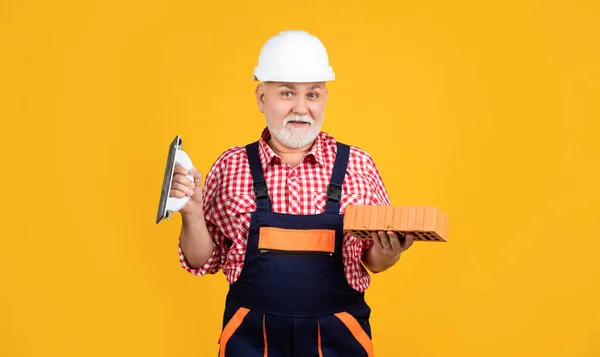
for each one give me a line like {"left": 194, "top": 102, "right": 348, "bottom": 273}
{"left": 166, "top": 149, "right": 195, "bottom": 213}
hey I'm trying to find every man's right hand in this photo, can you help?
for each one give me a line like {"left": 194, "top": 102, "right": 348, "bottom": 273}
{"left": 169, "top": 165, "right": 203, "bottom": 216}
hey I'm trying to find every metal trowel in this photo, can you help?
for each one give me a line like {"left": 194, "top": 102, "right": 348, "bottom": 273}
{"left": 156, "top": 135, "right": 195, "bottom": 224}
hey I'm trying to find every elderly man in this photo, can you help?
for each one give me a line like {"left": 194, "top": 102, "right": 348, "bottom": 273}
{"left": 172, "top": 30, "right": 414, "bottom": 357}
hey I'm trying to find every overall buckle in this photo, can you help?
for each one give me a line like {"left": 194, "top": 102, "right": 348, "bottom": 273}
{"left": 253, "top": 181, "right": 269, "bottom": 199}
{"left": 327, "top": 183, "right": 342, "bottom": 202}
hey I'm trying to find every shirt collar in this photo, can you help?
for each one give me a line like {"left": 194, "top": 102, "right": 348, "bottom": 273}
{"left": 258, "top": 127, "right": 326, "bottom": 170}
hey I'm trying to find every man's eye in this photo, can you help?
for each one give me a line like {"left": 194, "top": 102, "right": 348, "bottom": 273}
{"left": 308, "top": 93, "right": 319, "bottom": 99}
{"left": 281, "top": 91, "right": 293, "bottom": 97}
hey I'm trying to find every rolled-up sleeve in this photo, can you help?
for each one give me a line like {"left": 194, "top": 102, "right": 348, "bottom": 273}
{"left": 178, "top": 220, "right": 225, "bottom": 276}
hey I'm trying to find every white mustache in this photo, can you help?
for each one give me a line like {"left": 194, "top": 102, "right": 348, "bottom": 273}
{"left": 283, "top": 115, "right": 314, "bottom": 125}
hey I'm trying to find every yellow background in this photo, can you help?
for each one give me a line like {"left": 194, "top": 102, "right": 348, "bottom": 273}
{"left": 1, "top": 0, "right": 599, "bottom": 356}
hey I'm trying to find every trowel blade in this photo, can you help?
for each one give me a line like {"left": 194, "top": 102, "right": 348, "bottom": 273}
{"left": 156, "top": 135, "right": 182, "bottom": 224}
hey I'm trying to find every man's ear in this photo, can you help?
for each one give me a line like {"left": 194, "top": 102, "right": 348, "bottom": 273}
{"left": 255, "top": 84, "right": 265, "bottom": 113}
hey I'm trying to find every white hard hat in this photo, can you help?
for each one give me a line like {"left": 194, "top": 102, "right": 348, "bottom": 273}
{"left": 253, "top": 30, "right": 335, "bottom": 83}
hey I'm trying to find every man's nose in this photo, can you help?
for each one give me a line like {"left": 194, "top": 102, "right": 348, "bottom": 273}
{"left": 292, "top": 98, "right": 309, "bottom": 115}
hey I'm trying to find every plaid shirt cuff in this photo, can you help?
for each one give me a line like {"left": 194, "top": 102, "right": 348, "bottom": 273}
{"left": 178, "top": 240, "right": 221, "bottom": 276}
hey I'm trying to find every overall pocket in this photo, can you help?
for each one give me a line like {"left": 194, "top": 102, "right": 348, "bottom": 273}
{"left": 218, "top": 307, "right": 266, "bottom": 357}
{"left": 257, "top": 226, "right": 335, "bottom": 258}
{"left": 319, "top": 311, "right": 374, "bottom": 357}
{"left": 218, "top": 307, "right": 250, "bottom": 347}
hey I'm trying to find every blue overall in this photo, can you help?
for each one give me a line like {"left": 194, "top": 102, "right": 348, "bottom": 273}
{"left": 217, "top": 141, "right": 374, "bottom": 357}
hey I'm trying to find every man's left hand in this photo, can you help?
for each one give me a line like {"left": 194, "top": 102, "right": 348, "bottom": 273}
{"left": 363, "top": 231, "right": 415, "bottom": 273}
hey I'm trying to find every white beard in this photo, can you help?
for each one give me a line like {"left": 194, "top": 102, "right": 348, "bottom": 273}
{"left": 267, "top": 113, "right": 322, "bottom": 149}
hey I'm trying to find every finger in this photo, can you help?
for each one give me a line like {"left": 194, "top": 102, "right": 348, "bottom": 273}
{"left": 190, "top": 182, "right": 203, "bottom": 200}
{"left": 171, "top": 182, "right": 194, "bottom": 196}
{"left": 173, "top": 173, "right": 194, "bottom": 188}
{"left": 371, "top": 231, "right": 383, "bottom": 248}
{"left": 378, "top": 231, "right": 391, "bottom": 250}
{"left": 387, "top": 231, "right": 402, "bottom": 252}
{"left": 402, "top": 233, "right": 415, "bottom": 250}
{"left": 173, "top": 164, "right": 189, "bottom": 176}
{"left": 169, "top": 189, "right": 186, "bottom": 198}
{"left": 191, "top": 167, "right": 202, "bottom": 180}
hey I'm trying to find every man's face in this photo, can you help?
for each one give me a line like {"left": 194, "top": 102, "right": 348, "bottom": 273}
{"left": 256, "top": 81, "right": 328, "bottom": 149}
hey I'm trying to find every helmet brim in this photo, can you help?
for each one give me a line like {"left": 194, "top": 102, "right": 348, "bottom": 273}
{"left": 253, "top": 70, "right": 335, "bottom": 83}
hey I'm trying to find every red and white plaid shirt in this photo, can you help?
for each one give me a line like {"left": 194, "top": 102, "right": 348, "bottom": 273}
{"left": 179, "top": 128, "right": 391, "bottom": 292}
